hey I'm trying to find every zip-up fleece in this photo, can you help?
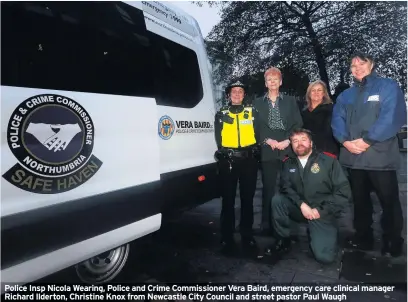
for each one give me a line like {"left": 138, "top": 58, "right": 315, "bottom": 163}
{"left": 279, "top": 151, "right": 351, "bottom": 218}
{"left": 331, "top": 72, "right": 407, "bottom": 170}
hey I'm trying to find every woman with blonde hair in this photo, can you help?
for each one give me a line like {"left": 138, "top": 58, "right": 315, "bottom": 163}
{"left": 301, "top": 80, "right": 339, "bottom": 157}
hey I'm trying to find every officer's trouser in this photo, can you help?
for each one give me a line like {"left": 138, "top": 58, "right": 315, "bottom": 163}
{"left": 272, "top": 194, "right": 338, "bottom": 264}
{"left": 219, "top": 156, "right": 258, "bottom": 241}
{"left": 260, "top": 159, "right": 282, "bottom": 232}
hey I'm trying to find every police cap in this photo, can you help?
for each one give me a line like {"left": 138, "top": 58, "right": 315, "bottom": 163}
{"left": 225, "top": 80, "right": 246, "bottom": 95}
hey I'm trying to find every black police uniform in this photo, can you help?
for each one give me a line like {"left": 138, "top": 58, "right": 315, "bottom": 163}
{"left": 214, "top": 85, "right": 260, "bottom": 251}
{"left": 267, "top": 151, "right": 351, "bottom": 264}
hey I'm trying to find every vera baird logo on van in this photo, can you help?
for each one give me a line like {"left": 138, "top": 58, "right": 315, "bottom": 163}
{"left": 3, "top": 94, "right": 103, "bottom": 194}
{"left": 175, "top": 121, "right": 214, "bottom": 134}
{"left": 158, "top": 115, "right": 214, "bottom": 140}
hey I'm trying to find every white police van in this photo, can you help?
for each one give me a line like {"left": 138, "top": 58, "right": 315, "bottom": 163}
{"left": 1, "top": 1, "right": 219, "bottom": 285}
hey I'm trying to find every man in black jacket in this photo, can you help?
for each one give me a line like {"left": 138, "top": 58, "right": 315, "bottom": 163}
{"left": 266, "top": 128, "right": 351, "bottom": 264}
{"left": 253, "top": 67, "right": 303, "bottom": 235}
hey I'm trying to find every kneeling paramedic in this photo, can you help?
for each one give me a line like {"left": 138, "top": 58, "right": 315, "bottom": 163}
{"left": 266, "top": 128, "right": 351, "bottom": 264}
{"left": 214, "top": 80, "right": 261, "bottom": 254}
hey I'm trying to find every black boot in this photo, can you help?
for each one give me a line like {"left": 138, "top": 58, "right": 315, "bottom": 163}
{"left": 241, "top": 236, "right": 259, "bottom": 255}
{"left": 265, "top": 237, "right": 291, "bottom": 256}
{"left": 381, "top": 235, "right": 390, "bottom": 256}
{"left": 220, "top": 238, "right": 236, "bottom": 256}
{"left": 389, "top": 237, "right": 404, "bottom": 257}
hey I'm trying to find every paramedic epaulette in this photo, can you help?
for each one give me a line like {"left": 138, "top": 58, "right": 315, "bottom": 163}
{"left": 282, "top": 156, "right": 290, "bottom": 162}
{"left": 323, "top": 152, "right": 337, "bottom": 159}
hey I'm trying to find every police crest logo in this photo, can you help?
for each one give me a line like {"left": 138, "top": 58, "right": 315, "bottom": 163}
{"left": 3, "top": 94, "right": 103, "bottom": 194}
{"left": 158, "top": 115, "right": 175, "bottom": 140}
{"left": 311, "top": 163, "right": 320, "bottom": 174}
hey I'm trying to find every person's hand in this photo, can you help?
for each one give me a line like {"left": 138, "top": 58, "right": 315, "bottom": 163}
{"left": 311, "top": 208, "right": 320, "bottom": 219}
{"left": 343, "top": 141, "right": 366, "bottom": 154}
{"left": 300, "top": 202, "right": 317, "bottom": 220}
{"left": 276, "top": 139, "right": 290, "bottom": 150}
{"left": 266, "top": 139, "right": 279, "bottom": 150}
{"left": 351, "top": 138, "right": 370, "bottom": 151}
{"left": 214, "top": 150, "right": 224, "bottom": 161}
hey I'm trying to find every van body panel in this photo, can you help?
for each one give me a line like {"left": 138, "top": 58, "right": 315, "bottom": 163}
{"left": 2, "top": 214, "right": 162, "bottom": 283}
{"left": 0, "top": 1, "right": 220, "bottom": 284}
{"left": 1, "top": 86, "right": 161, "bottom": 216}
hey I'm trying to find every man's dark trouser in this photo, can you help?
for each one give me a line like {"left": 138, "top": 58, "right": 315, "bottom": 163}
{"left": 272, "top": 194, "right": 338, "bottom": 264}
{"left": 261, "top": 159, "right": 282, "bottom": 232}
{"left": 219, "top": 156, "right": 258, "bottom": 241}
{"left": 348, "top": 169, "right": 403, "bottom": 243}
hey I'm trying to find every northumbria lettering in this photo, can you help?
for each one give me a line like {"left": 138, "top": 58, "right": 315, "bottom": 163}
{"left": 3, "top": 94, "right": 103, "bottom": 194}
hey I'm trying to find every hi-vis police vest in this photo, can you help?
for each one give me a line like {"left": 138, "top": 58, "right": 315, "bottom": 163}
{"left": 221, "top": 106, "right": 256, "bottom": 148}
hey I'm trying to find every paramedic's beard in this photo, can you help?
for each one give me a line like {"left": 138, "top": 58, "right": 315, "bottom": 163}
{"left": 295, "top": 145, "right": 312, "bottom": 156}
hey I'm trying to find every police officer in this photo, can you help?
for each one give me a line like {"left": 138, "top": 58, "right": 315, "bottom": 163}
{"left": 265, "top": 128, "right": 351, "bottom": 264}
{"left": 214, "top": 80, "right": 260, "bottom": 255}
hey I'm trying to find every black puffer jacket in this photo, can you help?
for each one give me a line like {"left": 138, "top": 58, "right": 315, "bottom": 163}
{"left": 301, "top": 103, "right": 339, "bottom": 156}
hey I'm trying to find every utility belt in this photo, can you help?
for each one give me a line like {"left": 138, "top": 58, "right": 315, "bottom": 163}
{"left": 227, "top": 148, "right": 253, "bottom": 158}
{"left": 215, "top": 145, "right": 260, "bottom": 161}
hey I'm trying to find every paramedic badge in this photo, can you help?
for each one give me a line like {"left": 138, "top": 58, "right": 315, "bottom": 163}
{"left": 311, "top": 163, "right": 320, "bottom": 174}
{"left": 3, "top": 94, "right": 103, "bottom": 194}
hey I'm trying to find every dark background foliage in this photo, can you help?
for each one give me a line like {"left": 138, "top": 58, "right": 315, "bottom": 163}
{"left": 195, "top": 1, "right": 407, "bottom": 106}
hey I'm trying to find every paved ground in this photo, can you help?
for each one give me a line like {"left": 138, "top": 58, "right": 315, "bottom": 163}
{"left": 44, "top": 153, "right": 407, "bottom": 301}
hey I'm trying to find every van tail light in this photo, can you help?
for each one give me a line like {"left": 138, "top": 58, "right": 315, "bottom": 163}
{"left": 198, "top": 175, "right": 206, "bottom": 182}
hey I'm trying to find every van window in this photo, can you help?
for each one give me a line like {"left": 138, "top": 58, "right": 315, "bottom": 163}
{"left": 1, "top": 2, "right": 203, "bottom": 108}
